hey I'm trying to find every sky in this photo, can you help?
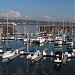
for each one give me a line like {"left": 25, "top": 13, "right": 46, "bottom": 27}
{"left": 0, "top": 0, "right": 74, "bottom": 21}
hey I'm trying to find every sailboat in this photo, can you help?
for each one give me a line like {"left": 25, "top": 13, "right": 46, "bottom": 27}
{"left": 66, "top": 37, "right": 73, "bottom": 47}
{"left": 66, "top": 21, "right": 73, "bottom": 47}
{"left": 31, "top": 17, "right": 46, "bottom": 44}
{"left": 26, "top": 18, "right": 41, "bottom": 61}
{"left": 2, "top": 14, "right": 15, "bottom": 59}
{"left": 55, "top": 30, "right": 63, "bottom": 45}
{"left": 31, "top": 36, "right": 46, "bottom": 44}
{"left": 0, "top": 42, "right": 3, "bottom": 54}
{"left": 2, "top": 50, "right": 15, "bottom": 59}
{"left": 62, "top": 20, "right": 66, "bottom": 43}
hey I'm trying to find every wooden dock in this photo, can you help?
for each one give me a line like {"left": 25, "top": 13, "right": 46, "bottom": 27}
{"left": 2, "top": 46, "right": 75, "bottom": 64}
{"left": 62, "top": 55, "right": 68, "bottom": 64}
{"left": 45, "top": 51, "right": 54, "bottom": 57}
{"left": 21, "top": 48, "right": 48, "bottom": 55}
{"left": 20, "top": 52, "right": 36, "bottom": 55}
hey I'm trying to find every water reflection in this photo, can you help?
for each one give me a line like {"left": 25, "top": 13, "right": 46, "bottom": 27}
{"left": 54, "top": 63, "right": 62, "bottom": 71}
{"left": 0, "top": 66, "right": 4, "bottom": 75}
{"left": 30, "top": 43, "right": 44, "bottom": 47}
{"left": 55, "top": 44, "right": 62, "bottom": 51}
{"left": 2, "top": 58, "right": 25, "bottom": 75}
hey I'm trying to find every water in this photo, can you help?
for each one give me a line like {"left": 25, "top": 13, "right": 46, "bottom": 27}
{"left": 0, "top": 25, "right": 75, "bottom": 75}
{"left": 15, "top": 25, "right": 37, "bottom": 34}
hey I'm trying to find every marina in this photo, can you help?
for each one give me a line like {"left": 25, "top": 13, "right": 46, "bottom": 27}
{"left": 0, "top": 0, "right": 74, "bottom": 75}
{"left": 0, "top": 24, "right": 75, "bottom": 75}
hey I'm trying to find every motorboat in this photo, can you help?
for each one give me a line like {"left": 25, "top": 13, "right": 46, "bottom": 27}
{"left": 31, "top": 36, "right": 46, "bottom": 44}
{"left": 24, "top": 38, "right": 30, "bottom": 44}
{"left": 55, "top": 36, "right": 63, "bottom": 45}
{"left": 47, "top": 36, "right": 53, "bottom": 42}
{"left": 54, "top": 52, "right": 63, "bottom": 63}
{"left": 54, "top": 58, "right": 62, "bottom": 63}
{"left": 64, "top": 52, "right": 71, "bottom": 58}
{"left": 26, "top": 50, "right": 41, "bottom": 61}
{"left": 2, "top": 36, "right": 14, "bottom": 41}
{"left": 2, "top": 50, "right": 15, "bottom": 59}
{"left": 66, "top": 38, "right": 73, "bottom": 47}
{"left": 0, "top": 46, "right": 4, "bottom": 54}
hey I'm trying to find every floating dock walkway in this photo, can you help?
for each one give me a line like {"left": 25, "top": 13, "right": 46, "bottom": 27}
{"left": 62, "top": 55, "right": 68, "bottom": 64}
{"left": 2, "top": 46, "right": 75, "bottom": 64}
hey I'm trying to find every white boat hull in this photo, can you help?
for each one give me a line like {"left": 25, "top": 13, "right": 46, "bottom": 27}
{"left": 2, "top": 51, "right": 15, "bottom": 59}
{"left": 55, "top": 41, "right": 63, "bottom": 45}
{"left": 54, "top": 58, "right": 62, "bottom": 63}
{"left": 66, "top": 42, "right": 73, "bottom": 47}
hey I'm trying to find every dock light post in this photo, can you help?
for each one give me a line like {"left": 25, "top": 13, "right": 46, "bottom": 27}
{"left": 24, "top": 27, "right": 29, "bottom": 52}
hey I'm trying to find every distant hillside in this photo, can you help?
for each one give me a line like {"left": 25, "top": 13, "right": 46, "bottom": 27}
{"left": 0, "top": 19, "right": 75, "bottom": 26}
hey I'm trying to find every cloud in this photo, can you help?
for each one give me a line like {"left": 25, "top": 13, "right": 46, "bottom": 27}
{"left": 8, "top": 11, "right": 21, "bottom": 18}
{"left": 0, "top": 11, "right": 31, "bottom": 20}
{"left": 0, "top": 11, "right": 21, "bottom": 19}
{"left": 25, "top": 16, "right": 31, "bottom": 19}
{"left": 42, "top": 16, "right": 52, "bottom": 19}
{"left": 42, "top": 16, "right": 53, "bottom": 20}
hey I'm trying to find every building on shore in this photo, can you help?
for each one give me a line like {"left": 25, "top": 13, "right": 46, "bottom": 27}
{"left": 39, "top": 25, "right": 75, "bottom": 32}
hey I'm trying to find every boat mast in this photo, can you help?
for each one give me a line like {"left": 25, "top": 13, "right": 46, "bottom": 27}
{"left": 13, "top": 27, "right": 14, "bottom": 35}
{"left": 36, "top": 16, "right": 38, "bottom": 35}
{"left": 6, "top": 14, "right": 8, "bottom": 47}
{"left": 36, "top": 13, "right": 39, "bottom": 35}
{"left": 24, "top": 17, "right": 29, "bottom": 52}
{"left": 24, "top": 17, "right": 26, "bottom": 38}
{"left": 72, "top": 21, "right": 74, "bottom": 35}
{"left": 27, "top": 30, "right": 29, "bottom": 52}
{"left": 53, "top": 18, "right": 55, "bottom": 40}
{"left": 63, "top": 19, "right": 64, "bottom": 33}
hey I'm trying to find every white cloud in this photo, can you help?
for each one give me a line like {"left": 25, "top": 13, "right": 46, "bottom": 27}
{"left": 0, "top": 11, "right": 21, "bottom": 19}
{"left": 25, "top": 16, "right": 31, "bottom": 19}
{"left": 8, "top": 11, "right": 21, "bottom": 18}
{"left": 0, "top": 11, "right": 31, "bottom": 20}
{"left": 42, "top": 16, "right": 53, "bottom": 20}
